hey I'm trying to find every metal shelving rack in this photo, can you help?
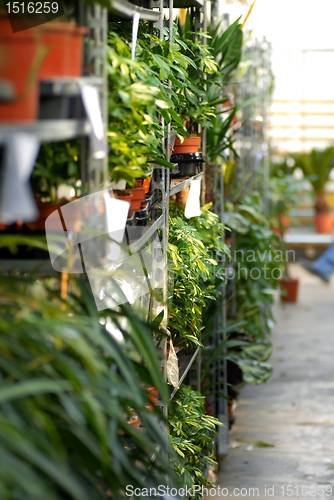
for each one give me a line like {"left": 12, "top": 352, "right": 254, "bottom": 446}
{"left": 0, "top": 0, "right": 212, "bottom": 455}
{"left": 0, "top": 119, "right": 91, "bottom": 144}
{"left": 208, "top": 20, "right": 273, "bottom": 459}
{"left": 104, "top": 0, "right": 208, "bottom": 420}
{"left": 234, "top": 35, "right": 272, "bottom": 203}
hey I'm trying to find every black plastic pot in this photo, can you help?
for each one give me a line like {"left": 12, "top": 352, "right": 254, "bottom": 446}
{"left": 135, "top": 212, "right": 148, "bottom": 226}
{"left": 170, "top": 152, "right": 205, "bottom": 177}
{"left": 38, "top": 80, "right": 85, "bottom": 119}
{"left": 39, "top": 95, "right": 85, "bottom": 119}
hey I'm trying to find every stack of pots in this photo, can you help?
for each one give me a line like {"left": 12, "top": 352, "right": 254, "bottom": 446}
{"left": 171, "top": 134, "right": 204, "bottom": 177}
{"left": 0, "top": 14, "right": 87, "bottom": 123}
{"left": 114, "top": 186, "right": 146, "bottom": 217}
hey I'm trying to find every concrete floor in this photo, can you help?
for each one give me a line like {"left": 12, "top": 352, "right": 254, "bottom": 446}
{"left": 212, "top": 263, "right": 334, "bottom": 500}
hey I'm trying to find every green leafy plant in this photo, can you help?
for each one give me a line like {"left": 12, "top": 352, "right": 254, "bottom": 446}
{"left": 31, "top": 141, "right": 81, "bottom": 203}
{"left": 168, "top": 204, "right": 229, "bottom": 347}
{"left": 168, "top": 385, "right": 223, "bottom": 494}
{"left": 201, "top": 191, "right": 283, "bottom": 400}
{"left": 269, "top": 174, "right": 303, "bottom": 221}
{"left": 207, "top": 18, "right": 243, "bottom": 86}
{"left": 291, "top": 146, "right": 334, "bottom": 213}
{"left": 229, "top": 193, "right": 282, "bottom": 334}
{"left": 0, "top": 243, "right": 178, "bottom": 499}
{"left": 174, "top": 19, "right": 221, "bottom": 135}
{"left": 107, "top": 31, "right": 173, "bottom": 185}
{"left": 201, "top": 324, "right": 273, "bottom": 393}
{"left": 113, "top": 21, "right": 220, "bottom": 139}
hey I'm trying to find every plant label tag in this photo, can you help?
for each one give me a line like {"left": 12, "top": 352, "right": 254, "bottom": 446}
{"left": 132, "top": 12, "right": 140, "bottom": 60}
{"left": 0, "top": 133, "right": 40, "bottom": 223}
{"left": 80, "top": 85, "right": 106, "bottom": 160}
{"left": 185, "top": 179, "right": 201, "bottom": 219}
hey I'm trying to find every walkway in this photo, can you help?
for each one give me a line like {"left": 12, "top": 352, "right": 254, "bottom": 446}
{"left": 213, "top": 263, "right": 334, "bottom": 500}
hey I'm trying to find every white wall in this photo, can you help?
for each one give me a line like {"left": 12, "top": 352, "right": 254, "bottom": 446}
{"left": 217, "top": 0, "right": 334, "bottom": 152}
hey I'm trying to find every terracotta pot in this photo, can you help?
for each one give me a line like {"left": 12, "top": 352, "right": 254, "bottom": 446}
{"left": 146, "top": 387, "right": 158, "bottom": 406}
{"left": 135, "top": 178, "right": 150, "bottom": 194}
{"left": 280, "top": 213, "right": 291, "bottom": 231}
{"left": 38, "top": 23, "right": 74, "bottom": 78}
{"left": 114, "top": 190, "right": 133, "bottom": 202}
{"left": 26, "top": 203, "right": 62, "bottom": 231}
{"left": 68, "top": 26, "right": 87, "bottom": 77}
{"left": 28, "top": 202, "right": 82, "bottom": 231}
{"left": 173, "top": 136, "right": 201, "bottom": 154}
{"left": 39, "top": 23, "right": 87, "bottom": 79}
{"left": 128, "top": 186, "right": 146, "bottom": 201}
{"left": 128, "top": 417, "right": 140, "bottom": 427}
{"left": 315, "top": 212, "right": 334, "bottom": 234}
{"left": 273, "top": 214, "right": 291, "bottom": 236}
{"left": 281, "top": 278, "right": 299, "bottom": 303}
{"left": 114, "top": 190, "right": 140, "bottom": 215}
{"left": 0, "top": 14, "right": 41, "bottom": 122}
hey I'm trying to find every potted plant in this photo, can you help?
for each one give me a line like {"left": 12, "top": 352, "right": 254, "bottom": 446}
{"left": 268, "top": 178, "right": 300, "bottom": 302}
{"left": 107, "top": 31, "right": 174, "bottom": 190}
{"left": 291, "top": 147, "right": 334, "bottom": 234}
{"left": 172, "top": 24, "right": 220, "bottom": 154}
{"left": 269, "top": 171, "right": 306, "bottom": 236}
{"left": 29, "top": 140, "right": 81, "bottom": 230}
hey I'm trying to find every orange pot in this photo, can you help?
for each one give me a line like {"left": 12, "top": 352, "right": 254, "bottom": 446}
{"left": 147, "top": 387, "right": 158, "bottom": 406}
{"left": 135, "top": 178, "right": 150, "bottom": 194}
{"left": 28, "top": 202, "right": 82, "bottom": 231}
{"left": 128, "top": 186, "right": 145, "bottom": 201}
{"left": 114, "top": 190, "right": 139, "bottom": 215}
{"left": 0, "top": 14, "right": 41, "bottom": 122}
{"left": 173, "top": 136, "right": 201, "bottom": 154}
{"left": 38, "top": 23, "right": 74, "bottom": 78}
{"left": 127, "top": 409, "right": 140, "bottom": 428}
{"left": 281, "top": 278, "right": 299, "bottom": 303}
{"left": 146, "top": 387, "right": 158, "bottom": 412}
{"left": 39, "top": 23, "right": 86, "bottom": 79}
{"left": 114, "top": 191, "right": 133, "bottom": 202}
{"left": 273, "top": 214, "right": 291, "bottom": 236}
{"left": 26, "top": 203, "right": 62, "bottom": 231}
{"left": 315, "top": 212, "right": 334, "bottom": 234}
{"left": 68, "top": 26, "right": 87, "bottom": 77}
